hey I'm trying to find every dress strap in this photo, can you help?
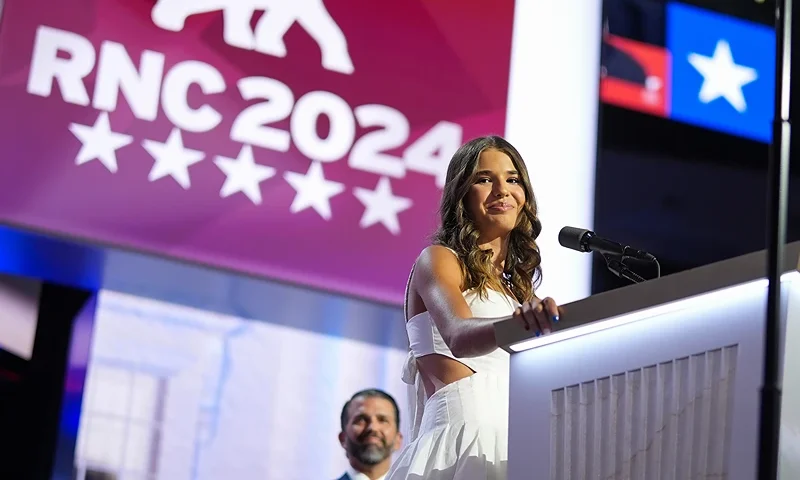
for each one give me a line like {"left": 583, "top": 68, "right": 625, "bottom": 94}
{"left": 439, "top": 245, "right": 460, "bottom": 259}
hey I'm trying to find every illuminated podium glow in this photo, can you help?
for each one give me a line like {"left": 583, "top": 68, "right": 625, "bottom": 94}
{"left": 495, "top": 243, "right": 800, "bottom": 479}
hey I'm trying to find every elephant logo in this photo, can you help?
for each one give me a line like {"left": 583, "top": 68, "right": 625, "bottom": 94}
{"left": 151, "top": 0, "right": 355, "bottom": 74}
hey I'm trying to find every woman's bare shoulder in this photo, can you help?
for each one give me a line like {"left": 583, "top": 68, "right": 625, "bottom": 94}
{"left": 417, "top": 245, "right": 460, "bottom": 269}
{"left": 414, "top": 245, "right": 462, "bottom": 288}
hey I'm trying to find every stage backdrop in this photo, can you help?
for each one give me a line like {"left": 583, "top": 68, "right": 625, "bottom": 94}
{"left": 0, "top": 0, "right": 516, "bottom": 305}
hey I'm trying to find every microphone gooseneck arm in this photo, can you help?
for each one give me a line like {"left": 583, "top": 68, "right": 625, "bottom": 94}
{"left": 603, "top": 255, "right": 647, "bottom": 284}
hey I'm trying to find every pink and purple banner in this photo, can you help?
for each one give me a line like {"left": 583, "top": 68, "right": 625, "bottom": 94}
{"left": 0, "top": 0, "right": 515, "bottom": 304}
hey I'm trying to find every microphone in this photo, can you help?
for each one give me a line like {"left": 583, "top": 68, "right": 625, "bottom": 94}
{"left": 558, "top": 226, "right": 655, "bottom": 261}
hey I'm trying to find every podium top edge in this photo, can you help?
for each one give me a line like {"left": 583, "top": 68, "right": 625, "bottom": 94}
{"left": 495, "top": 241, "right": 800, "bottom": 351}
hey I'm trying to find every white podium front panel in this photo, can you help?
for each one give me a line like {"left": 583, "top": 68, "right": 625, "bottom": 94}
{"left": 507, "top": 275, "right": 800, "bottom": 480}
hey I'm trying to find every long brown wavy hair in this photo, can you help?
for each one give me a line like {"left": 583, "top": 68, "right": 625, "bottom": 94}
{"left": 432, "top": 135, "right": 542, "bottom": 303}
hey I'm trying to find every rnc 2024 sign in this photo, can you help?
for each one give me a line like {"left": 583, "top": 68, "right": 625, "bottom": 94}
{"left": 0, "top": 0, "right": 515, "bottom": 304}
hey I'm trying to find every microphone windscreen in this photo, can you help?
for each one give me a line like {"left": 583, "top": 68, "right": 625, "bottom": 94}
{"left": 558, "top": 226, "right": 590, "bottom": 252}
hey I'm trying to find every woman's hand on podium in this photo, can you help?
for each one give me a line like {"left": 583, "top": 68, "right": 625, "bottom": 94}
{"left": 513, "top": 297, "right": 560, "bottom": 337}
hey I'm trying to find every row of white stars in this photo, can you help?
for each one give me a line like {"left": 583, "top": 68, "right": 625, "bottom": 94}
{"left": 69, "top": 112, "right": 413, "bottom": 234}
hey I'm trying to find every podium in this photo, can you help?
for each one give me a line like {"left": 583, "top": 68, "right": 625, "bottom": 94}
{"left": 494, "top": 242, "right": 800, "bottom": 479}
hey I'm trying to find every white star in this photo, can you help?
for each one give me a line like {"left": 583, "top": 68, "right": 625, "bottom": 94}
{"left": 353, "top": 177, "right": 413, "bottom": 235}
{"left": 214, "top": 146, "right": 276, "bottom": 205}
{"left": 142, "top": 128, "right": 205, "bottom": 189}
{"left": 284, "top": 162, "right": 345, "bottom": 220}
{"left": 68, "top": 112, "right": 133, "bottom": 173}
{"left": 688, "top": 39, "right": 758, "bottom": 113}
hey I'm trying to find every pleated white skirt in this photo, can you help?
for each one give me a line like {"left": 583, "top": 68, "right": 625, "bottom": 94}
{"left": 386, "top": 371, "right": 509, "bottom": 480}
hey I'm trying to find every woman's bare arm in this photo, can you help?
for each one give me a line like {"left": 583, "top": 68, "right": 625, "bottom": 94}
{"left": 412, "top": 245, "right": 512, "bottom": 358}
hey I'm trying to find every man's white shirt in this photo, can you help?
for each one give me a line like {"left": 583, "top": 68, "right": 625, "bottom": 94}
{"left": 346, "top": 467, "right": 386, "bottom": 480}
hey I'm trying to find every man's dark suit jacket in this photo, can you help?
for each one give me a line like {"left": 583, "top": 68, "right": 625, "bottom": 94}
{"left": 336, "top": 474, "right": 350, "bottom": 480}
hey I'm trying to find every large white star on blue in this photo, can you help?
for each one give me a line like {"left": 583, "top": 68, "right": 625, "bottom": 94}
{"left": 688, "top": 39, "right": 758, "bottom": 113}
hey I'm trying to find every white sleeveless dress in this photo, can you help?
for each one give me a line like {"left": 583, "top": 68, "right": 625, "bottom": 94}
{"left": 386, "top": 261, "right": 518, "bottom": 480}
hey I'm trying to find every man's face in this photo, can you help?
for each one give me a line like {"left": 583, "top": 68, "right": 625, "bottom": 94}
{"left": 339, "top": 396, "right": 402, "bottom": 466}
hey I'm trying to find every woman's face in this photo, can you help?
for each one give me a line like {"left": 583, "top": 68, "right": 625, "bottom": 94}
{"left": 465, "top": 149, "right": 526, "bottom": 239}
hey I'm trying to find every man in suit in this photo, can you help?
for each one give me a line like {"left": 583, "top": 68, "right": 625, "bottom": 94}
{"left": 336, "top": 389, "right": 402, "bottom": 480}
